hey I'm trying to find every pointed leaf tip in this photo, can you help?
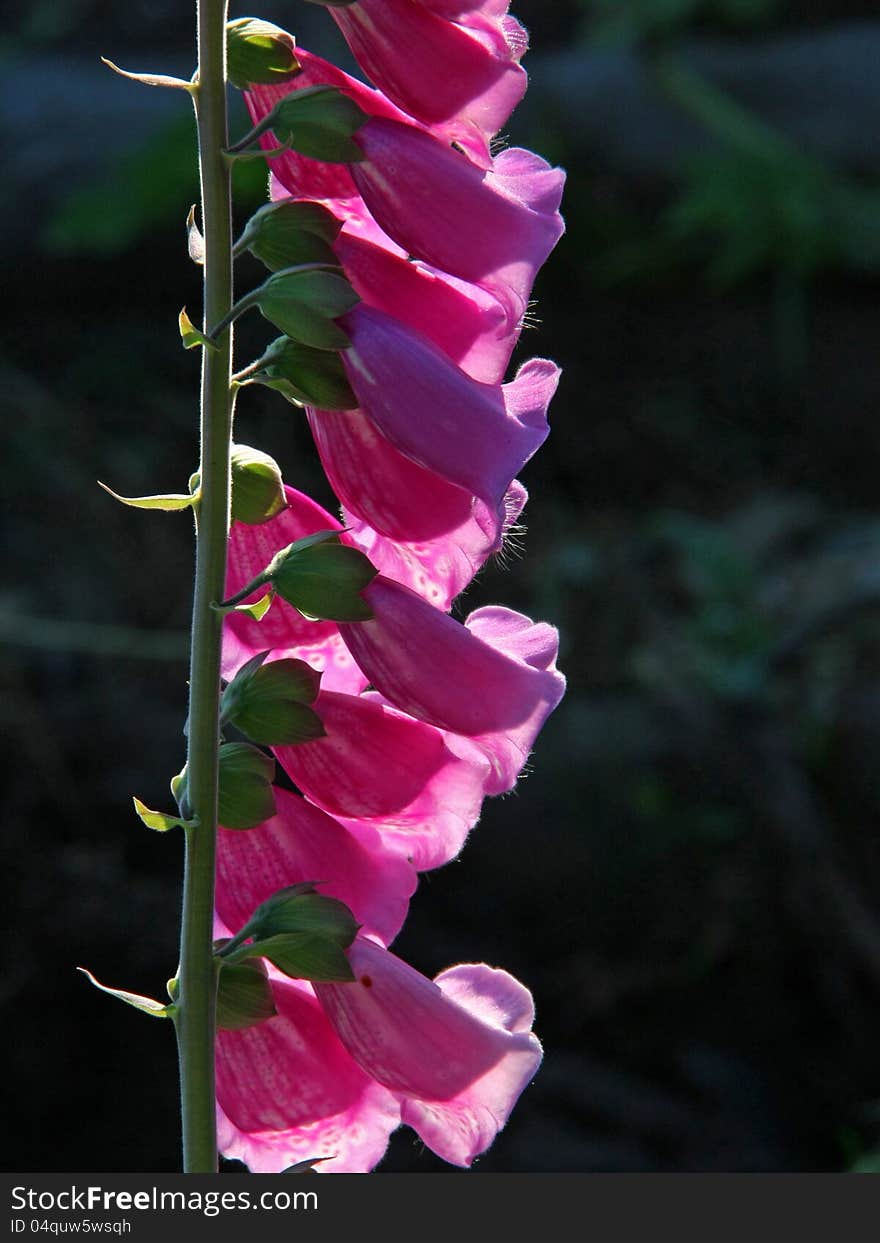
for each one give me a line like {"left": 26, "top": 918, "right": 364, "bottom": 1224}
{"left": 101, "top": 58, "right": 194, "bottom": 91}
{"left": 230, "top": 590, "right": 274, "bottom": 621}
{"left": 132, "top": 796, "right": 194, "bottom": 833}
{"left": 98, "top": 481, "right": 195, "bottom": 512}
{"left": 77, "top": 968, "right": 170, "bottom": 1018}
{"left": 179, "top": 308, "right": 218, "bottom": 352}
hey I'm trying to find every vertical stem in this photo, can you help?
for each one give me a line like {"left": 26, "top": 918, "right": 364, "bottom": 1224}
{"left": 175, "top": 0, "right": 232, "bottom": 1174}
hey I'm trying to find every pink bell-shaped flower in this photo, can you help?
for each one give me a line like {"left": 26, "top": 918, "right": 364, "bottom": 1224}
{"left": 337, "top": 304, "right": 559, "bottom": 516}
{"left": 217, "top": 938, "right": 541, "bottom": 1171}
{"left": 351, "top": 122, "right": 565, "bottom": 320}
{"left": 330, "top": 0, "right": 528, "bottom": 145}
{"left": 338, "top": 578, "right": 565, "bottom": 794}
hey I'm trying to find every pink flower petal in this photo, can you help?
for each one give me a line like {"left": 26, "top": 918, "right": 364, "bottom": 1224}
{"left": 332, "top": 0, "right": 526, "bottom": 139}
{"left": 216, "top": 787, "right": 416, "bottom": 947}
{"left": 344, "top": 480, "right": 527, "bottom": 611}
{"left": 216, "top": 976, "right": 400, "bottom": 1173}
{"left": 222, "top": 486, "right": 366, "bottom": 696}
{"left": 316, "top": 940, "right": 541, "bottom": 1167}
{"left": 340, "top": 305, "right": 558, "bottom": 512}
{"left": 307, "top": 405, "right": 482, "bottom": 543}
{"left": 335, "top": 231, "right": 516, "bottom": 384}
{"left": 337, "top": 577, "right": 565, "bottom": 747}
{"left": 333, "top": 709, "right": 492, "bottom": 870}
{"left": 352, "top": 120, "right": 565, "bottom": 318}
{"left": 276, "top": 691, "right": 491, "bottom": 837}
{"left": 400, "top": 962, "right": 541, "bottom": 1166}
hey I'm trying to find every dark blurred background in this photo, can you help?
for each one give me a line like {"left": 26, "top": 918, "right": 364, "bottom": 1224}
{"left": 3, "top": 0, "right": 880, "bottom": 1173}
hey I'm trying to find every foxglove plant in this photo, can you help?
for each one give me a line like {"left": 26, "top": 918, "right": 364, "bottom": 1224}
{"left": 88, "top": 0, "right": 564, "bottom": 1174}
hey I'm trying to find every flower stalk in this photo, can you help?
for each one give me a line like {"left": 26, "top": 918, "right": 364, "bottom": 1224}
{"left": 174, "top": 0, "right": 234, "bottom": 1174}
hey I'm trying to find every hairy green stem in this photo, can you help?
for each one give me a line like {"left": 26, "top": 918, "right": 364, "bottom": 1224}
{"left": 175, "top": 0, "right": 233, "bottom": 1174}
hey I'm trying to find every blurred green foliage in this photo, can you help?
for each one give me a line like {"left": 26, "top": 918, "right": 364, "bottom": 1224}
{"left": 44, "top": 105, "right": 267, "bottom": 256}
{"left": 581, "top": 0, "right": 780, "bottom": 42}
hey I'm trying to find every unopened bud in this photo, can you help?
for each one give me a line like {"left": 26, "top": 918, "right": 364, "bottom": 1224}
{"left": 227, "top": 18, "right": 300, "bottom": 91}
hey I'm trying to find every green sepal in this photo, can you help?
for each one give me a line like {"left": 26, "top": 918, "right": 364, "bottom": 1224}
{"left": 132, "top": 796, "right": 196, "bottom": 833}
{"left": 257, "top": 86, "right": 368, "bottom": 164}
{"left": 267, "top": 532, "right": 377, "bottom": 621}
{"left": 226, "top": 18, "right": 301, "bottom": 91}
{"left": 98, "top": 480, "right": 196, "bottom": 512}
{"left": 222, "top": 652, "right": 324, "bottom": 745}
{"left": 232, "top": 932, "right": 355, "bottom": 983}
{"left": 172, "top": 744, "right": 276, "bottom": 830}
{"left": 231, "top": 444, "right": 287, "bottom": 525}
{"left": 179, "top": 307, "right": 218, "bottom": 351}
{"left": 248, "top": 885, "right": 359, "bottom": 947}
{"left": 235, "top": 200, "right": 341, "bottom": 273}
{"left": 249, "top": 337, "right": 357, "bottom": 411}
{"left": 254, "top": 268, "right": 359, "bottom": 350}
{"left": 216, "top": 959, "right": 278, "bottom": 1031}
{"left": 78, "top": 968, "right": 171, "bottom": 1018}
{"left": 282, "top": 1160, "right": 326, "bottom": 1173}
{"left": 218, "top": 742, "right": 277, "bottom": 829}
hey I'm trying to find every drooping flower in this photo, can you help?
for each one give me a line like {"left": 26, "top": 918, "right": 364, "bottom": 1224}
{"left": 217, "top": 937, "right": 541, "bottom": 1172}
{"left": 225, "top": 485, "right": 563, "bottom": 807}
{"left": 214, "top": 777, "right": 540, "bottom": 1172}
{"left": 350, "top": 124, "right": 565, "bottom": 322}
{"left": 330, "top": 0, "right": 528, "bottom": 144}
{"left": 245, "top": 51, "right": 565, "bottom": 321}
{"left": 329, "top": 222, "right": 518, "bottom": 385}
{"left": 338, "top": 578, "right": 566, "bottom": 793}
{"left": 273, "top": 689, "right": 492, "bottom": 870}
{"left": 334, "top": 304, "right": 559, "bottom": 516}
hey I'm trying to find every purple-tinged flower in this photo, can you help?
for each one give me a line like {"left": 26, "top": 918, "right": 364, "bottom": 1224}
{"left": 337, "top": 304, "right": 559, "bottom": 516}
{"left": 351, "top": 122, "right": 565, "bottom": 320}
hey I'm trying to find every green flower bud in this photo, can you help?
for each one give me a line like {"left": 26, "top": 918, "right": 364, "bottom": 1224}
{"left": 230, "top": 444, "right": 286, "bottom": 526}
{"left": 227, "top": 18, "right": 300, "bottom": 91}
{"left": 265, "top": 531, "right": 377, "bottom": 622}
